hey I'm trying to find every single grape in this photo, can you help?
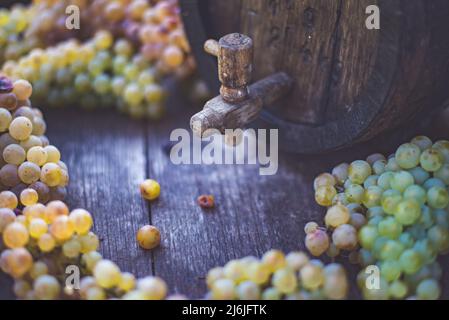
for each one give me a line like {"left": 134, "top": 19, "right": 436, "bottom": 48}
{"left": 403, "top": 184, "right": 427, "bottom": 205}
{"left": 378, "top": 216, "right": 402, "bottom": 239}
{"left": 399, "top": 249, "right": 422, "bottom": 275}
{"left": 313, "top": 173, "right": 336, "bottom": 191}
{"left": 331, "top": 163, "right": 349, "bottom": 184}
{"left": 408, "top": 166, "right": 430, "bottom": 185}
{"left": 315, "top": 185, "right": 337, "bottom": 207}
{"left": 324, "top": 204, "right": 350, "bottom": 228}
{"left": 416, "top": 279, "right": 440, "bottom": 300}
{"left": 420, "top": 148, "right": 444, "bottom": 172}
{"left": 136, "top": 225, "right": 161, "bottom": 250}
{"left": 411, "top": 136, "right": 433, "bottom": 151}
{"left": 390, "top": 171, "right": 414, "bottom": 192}
{"left": 332, "top": 224, "right": 357, "bottom": 250}
{"left": 348, "top": 160, "right": 372, "bottom": 185}
{"left": 362, "top": 186, "right": 383, "bottom": 208}
{"left": 9, "top": 116, "right": 33, "bottom": 141}
{"left": 305, "top": 229, "right": 330, "bottom": 256}
{"left": 358, "top": 225, "right": 378, "bottom": 250}
{"left": 345, "top": 184, "right": 364, "bottom": 204}
{"left": 395, "top": 143, "right": 421, "bottom": 169}
{"left": 381, "top": 189, "right": 402, "bottom": 215}
{"left": 427, "top": 186, "right": 449, "bottom": 209}
{"left": 395, "top": 199, "right": 421, "bottom": 225}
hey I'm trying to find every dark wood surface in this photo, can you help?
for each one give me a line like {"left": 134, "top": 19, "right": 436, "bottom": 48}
{"left": 1, "top": 83, "right": 449, "bottom": 299}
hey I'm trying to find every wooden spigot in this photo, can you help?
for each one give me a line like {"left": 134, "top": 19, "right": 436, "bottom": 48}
{"left": 191, "top": 33, "right": 293, "bottom": 137}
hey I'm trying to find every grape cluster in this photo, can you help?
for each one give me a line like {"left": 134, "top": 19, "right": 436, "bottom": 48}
{"left": 0, "top": 199, "right": 170, "bottom": 300}
{"left": 205, "top": 250, "right": 348, "bottom": 300}
{"left": 2, "top": 31, "right": 166, "bottom": 119}
{"left": 0, "top": 5, "right": 36, "bottom": 64}
{"left": 306, "top": 136, "right": 449, "bottom": 299}
{"left": 0, "top": 76, "right": 68, "bottom": 205}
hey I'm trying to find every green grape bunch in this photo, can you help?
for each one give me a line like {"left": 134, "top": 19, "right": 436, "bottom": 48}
{"left": 306, "top": 136, "right": 449, "bottom": 300}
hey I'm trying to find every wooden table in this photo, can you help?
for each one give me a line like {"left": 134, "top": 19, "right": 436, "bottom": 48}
{"left": 1, "top": 83, "right": 449, "bottom": 300}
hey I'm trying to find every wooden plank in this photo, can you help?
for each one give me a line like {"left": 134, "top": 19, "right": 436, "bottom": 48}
{"left": 45, "top": 108, "right": 152, "bottom": 277}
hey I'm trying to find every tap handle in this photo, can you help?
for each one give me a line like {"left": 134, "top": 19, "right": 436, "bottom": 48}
{"left": 204, "top": 33, "right": 253, "bottom": 103}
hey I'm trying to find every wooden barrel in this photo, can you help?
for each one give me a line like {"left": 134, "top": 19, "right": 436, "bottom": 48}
{"left": 180, "top": 0, "right": 449, "bottom": 153}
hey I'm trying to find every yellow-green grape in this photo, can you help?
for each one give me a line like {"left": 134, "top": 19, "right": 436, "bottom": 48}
{"left": 20, "top": 188, "right": 39, "bottom": 206}
{"left": 285, "top": 251, "right": 309, "bottom": 271}
{"left": 62, "top": 238, "right": 82, "bottom": 258}
{"left": 136, "top": 225, "right": 161, "bottom": 250}
{"left": 118, "top": 272, "right": 136, "bottom": 292}
{"left": 111, "top": 76, "right": 126, "bottom": 95}
{"left": 40, "top": 162, "right": 61, "bottom": 187}
{"left": 390, "top": 171, "right": 414, "bottom": 192}
{"left": 23, "top": 203, "right": 46, "bottom": 222}
{"left": 137, "top": 276, "right": 168, "bottom": 300}
{"left": 325, "top": 204, "right": 350, "bottom": 228}
{"left": 395, "top": 199, "right": 421, "bottom": 226}
{"left": 262, "top": 287, "right": 281, "bottom": 300}
{"left": 94, "top": 30, "right": 113, "bottom": 50}
{"left": 29, "top": 261, "right": 48, "bottom": 280}
{"left": 0, "top": 208, "right": 15, "bottom": 233}
{"left": 78, "top": 232, "right": 99, "bottom": 253}
{"left": 18, "top": 161, "right": 41, "bottom": 184}
{"left": 138, "top": 70, "right": 155, "bottom": 86}
{"left": 345, "top": 184, "right": 365, "bottom": 203}
{"left": 69, "top": 209, "right": 93, "bottom": 235}
{"left": 206, "top": 267, "right": 225, "bottom": 288}
{"left": 0, "top": 108, "right": 12, "bottom": 132}
{"left": 28, "top": 218, "right": 48, "bottom": 239}
{"left": 315, "top": 185, "right": 337, "bottom": 207}
{"left": 246, "top": 262, "right": 270, "bottom": 285}
{"left": 93, "top": 260, "right": 121, "bottom": 289}
{"left": 82, "top": 251, "right": 103, "bottom": 272}
{"left": 388, "top": 280, "right": 408, "bottom": 299}
{"left": 3, "top": 222, "right": 29, "bottom": 248}
{"left": 236, "top": 281, "right": 261, "bottom": 300}
{"left": 139, "top": 179, "right": 160, "bottom": 201}
{"left": 43, "top": 145, "right": 60, "bottom": 163}
{"left": 20, "top": 135, "right": 42, "bottom": 151}
{"left": 395, "top": 143, "right": 421, "bottom": 169}
{"left": 416, "top": 279, "right": 441, "bottom": 300}
{"left": 381, "top": 189, "right": 402, "bottom": 215}
{"left": 13, "top": 80, "right": 33, "bottom": 101}
{"left": 304, "top": 221, "right": 318, "bottom": 234}
{"left": 427, "top": 186, "right": 449, "bottom": 209}
{"left": 9, "top": 116, "right": 33, "bottom": 141}
{"left": 44, "top": 200, "right": 69, "bottom": 223}
{"left": 114, "top": 39, "right": 133, "bottom": 57}
{"left": 50, "top": 216, "right": 74, "bottom": 241}
{"left": 211, "top": 278, "right": 235, "bottom": 300}
{"left": 3, "top": 143, "right": 25, "bottom": 165}
{"left": 313, "top": 173, "right": 336, "bottom": 191}
{"left": 348, "top": 160, "right": 372, "bottom": 184}
{"left": 33, "top": 275, "right": 60, "bottom": 300}
{"left": 37, "top": 233, "right": 56, "bottom": 253}
{"left": 305, "top": 229, "right": 330, "bottom": 257}
{"left": 300, "top": 263, "right": 324, "bottom": 290}
{"left": 223, "top": 260, "right": 246, "bottom": 283}
{"left": 144, "top": 84, "right": 164, "bottom": 104}
{"left": 27, "top": 146, "right": 47, "bottom": 166}
{"left": 362, "top": 186, "right": 383, "bottom": 208}
{"left": 3, "top": 248, "right": 33, "bottom": 278}
{"left": 272, "top": 268, "right": 297, "bottom": 294}
{"left": 0, "top": 190, "right": 18, "bottom": 209}
{"left": 262, "top": 249, "right": 286, "bottom": 272}
{"left": 420, "top": 148, "right": 444, "bottom": 172}
{"left": 93, "top": 74, "right": 111, "bottom": 95}
{"left": 332, "top": 224, "right": 358, "bottom": 250}
{"left": 85, "top": 287, "right": 106, "bottom": 300}
{"left": 123, "top": 83, "right": 144, "bottom": 107}
{"left": 31, "top": 117, "right": 46, "bottom": 136}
